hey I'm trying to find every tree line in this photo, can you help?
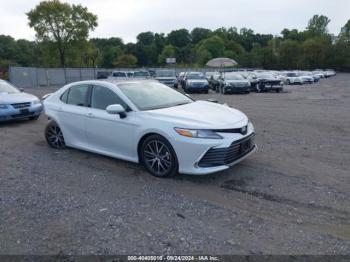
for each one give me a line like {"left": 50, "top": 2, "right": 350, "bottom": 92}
{"left": 0, "top": 0, "right": 350, "bottom": 72}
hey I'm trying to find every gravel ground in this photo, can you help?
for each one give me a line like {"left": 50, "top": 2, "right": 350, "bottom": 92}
{"left": 0, "top": 74, "right": 349, "bottom": 255}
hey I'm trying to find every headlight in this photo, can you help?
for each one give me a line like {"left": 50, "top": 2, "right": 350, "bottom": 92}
{"left": 32, "top": 99, "right": 41, "bottom": 105}
{"left": 174, "top": 128, "right": 223, "bottom": 139}
{"left": 0, "top": 104, "right": 8, "bottom": 109}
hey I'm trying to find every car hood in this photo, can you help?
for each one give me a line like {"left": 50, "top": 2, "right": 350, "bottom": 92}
{"left": 146, "top": 100, "right": 247, "bottom": 129}
{"left": 0, "top": 92, "right": 38, "bottom": 104}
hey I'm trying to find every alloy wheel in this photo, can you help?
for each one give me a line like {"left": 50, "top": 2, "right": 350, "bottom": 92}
{"left": 143, "top": 140, "right": 172, "bottom": 176}
{"left": 46, "top": 124, "right": 65, "bottom": 149}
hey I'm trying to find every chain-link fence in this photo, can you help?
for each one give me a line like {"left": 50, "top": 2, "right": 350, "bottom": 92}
{"left": 9, "top": 66, "right": 219, "bottom": 88}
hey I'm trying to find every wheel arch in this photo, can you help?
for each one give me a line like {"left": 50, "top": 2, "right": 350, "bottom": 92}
{"left": 137, "top": 132, "right": 162, "bottom": 162}
{"left": 137, "top": 131, "right": 176, "bottom": 163}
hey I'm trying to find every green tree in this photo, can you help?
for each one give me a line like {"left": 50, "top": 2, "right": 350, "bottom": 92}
{"left": 197, "top": 49, "right": 212, "bottom": 65}
{"left": 306, "top": 15, "right": 331, "bottom": 37}
{"left": 102, "top": 46, "right": 123, "bottom": 68}
{"left": 301, "top": 36, "right": 331, "bottom": 69}
{"left": 279, "top": 40, "right": 302, "bottom": 69}
{"left": 168, "top": 29, "right": 191, "bottom": 48}
{"left": 197, "top": 35, "right": 225, "bottom": 58}
{"left": 137, "top": 32, "right": 154, "bottom": 45}
{"left": 191, "top": 28, "right": 212, "bottom": 44}
{"left": 0, "top": 35, "right": 17, "bottom": 61}
{"left": 27, "top": 0, "right": 98, "bottom": 67}
{"left": 339, "top": 19, "right": 350, "bottom": 43}
{"left": 158, "top": 45, "right": 176, "bottom": 64}
{"left": 14, "top": 39, "right": 36, "bottom": 66}
{"left": 113, "top": 54, "right": 137, "bottom": 68}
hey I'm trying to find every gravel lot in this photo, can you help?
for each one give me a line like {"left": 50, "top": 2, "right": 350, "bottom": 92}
{"left": 0, "top": 74, "right": 350, "bottom": 255}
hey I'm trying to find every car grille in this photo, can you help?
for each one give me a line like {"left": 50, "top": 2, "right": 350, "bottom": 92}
{"left": 198, "top": 133, "right": 255, "bottom": 168}
{"left": 11, "top": 112, "right": 34, "bottom": 118}
{"left": 191, "top": 82, "right": 205, "bottom": 87}
{"left": 11, "top": 102, "right": 31, "bottom": 109}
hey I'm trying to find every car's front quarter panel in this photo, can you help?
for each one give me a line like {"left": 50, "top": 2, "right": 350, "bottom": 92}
{"left": 172, "top": 121, "right": 255, "bottom": 175}
{"left": 136, "top": 111, "right": 255, "bottom": 175}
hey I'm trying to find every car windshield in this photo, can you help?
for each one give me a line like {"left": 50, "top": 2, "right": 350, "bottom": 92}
{"left": 0, "top": 81, "right": 20, "bottom": 94}
{"left": 118, "top": 82, "right": 193, "bottom": 111}
{"left": 187, "top": 73, "right": 205, "bottom": 80}
{"left": 287, "top": 73, "right": 298, "bottom": 77}
{"left": 225, "top": 74, "right": 244, "bottom": 80}
{"left": 156, "top": 70, "right": 175, "bottom": 77}
{"left": 133, "top": 71, "right": 150, "bottom": 77}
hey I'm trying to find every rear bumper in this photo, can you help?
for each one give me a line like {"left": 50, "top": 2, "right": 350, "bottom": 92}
{"left": 0, "top": 104, "right": 43, "bottom": 121}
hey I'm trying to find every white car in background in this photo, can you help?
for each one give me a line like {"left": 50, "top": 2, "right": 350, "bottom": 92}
{"left": 312, "top": 70, "right": 326, "bottom": 79}
{"left": 282, "top": 72, "right": 304, "bottom": 85}
{"left": 108, "top": 71, "right": 129, "bottom": 80}
{"left": 43, "top": 80, "right": 256, "bottom": 177}
{"left": 324, "top": 69, "right": 336, "bottom": 77}
{"left": 298, "top": 72, "right": 314, "bottom": 84}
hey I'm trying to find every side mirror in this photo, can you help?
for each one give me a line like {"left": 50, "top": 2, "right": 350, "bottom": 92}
{"left": 106, "top": 104, "right": 127, "bottom": 118}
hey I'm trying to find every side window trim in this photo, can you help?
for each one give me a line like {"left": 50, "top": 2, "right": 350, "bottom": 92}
{"left": 60, "top": 88, "right": 70, "bottom": 104}
{"left": 86, "top": 85, "right": 93, "bottom": 108}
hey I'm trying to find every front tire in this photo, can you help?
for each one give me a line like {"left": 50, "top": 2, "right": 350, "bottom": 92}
{"left": 140, "top": 135, "right": 178, "bottom": 178}
{"left": 45, "top": 120, "right": 66, "bottom": 149}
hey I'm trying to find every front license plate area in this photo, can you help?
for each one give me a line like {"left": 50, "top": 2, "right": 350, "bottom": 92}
{"left": 20, "top": 109, "right": 30, "bottom": 115}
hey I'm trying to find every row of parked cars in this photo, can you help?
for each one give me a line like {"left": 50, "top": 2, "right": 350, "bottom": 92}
{"left": 150, "top": 68, "right": 336, "bottom": 94}
{"left": 97, "top": 68, "right": 336, "bottom": 95}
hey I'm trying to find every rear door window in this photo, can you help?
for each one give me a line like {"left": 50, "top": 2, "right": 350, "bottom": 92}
{"left": 66, "top": 85, "right": 90, "bottom": 106}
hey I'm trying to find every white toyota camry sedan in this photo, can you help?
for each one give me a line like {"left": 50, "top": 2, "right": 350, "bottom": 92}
{"left": 43, "top": 80, "right": 256, "bottom": 177}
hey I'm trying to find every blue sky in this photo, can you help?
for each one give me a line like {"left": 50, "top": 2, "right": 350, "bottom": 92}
{"left": 1, "top": 0, "right": 349, "bottom": 43}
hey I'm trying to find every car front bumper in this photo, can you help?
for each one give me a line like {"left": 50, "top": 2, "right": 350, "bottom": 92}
{"left": 224, "top": 85, "right": 250, "bottom": 93}
{"left": 0, "top": 103, "right": 43, "bottom": 121}
{"left": 186, "top": 86, "right": 209, "bottom": 92}
{"left": 172, "top": 122, "right": 256, "bottom": 175}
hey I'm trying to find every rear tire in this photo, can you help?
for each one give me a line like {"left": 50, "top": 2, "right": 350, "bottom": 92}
{"left": 140, "top": 135, "right": 178, "bottom": 178}
{"left": 45, "top": 120, "right": 66, "bottom": 149}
